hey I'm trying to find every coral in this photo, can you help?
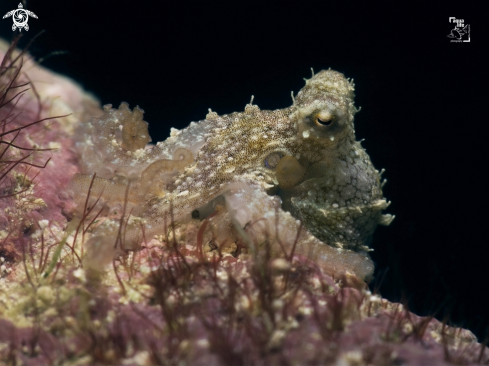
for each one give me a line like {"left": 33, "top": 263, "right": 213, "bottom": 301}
{"left": 0, "top": 38, "right": 487, "bottom": 366}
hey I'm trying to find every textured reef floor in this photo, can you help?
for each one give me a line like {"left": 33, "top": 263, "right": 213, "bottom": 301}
{"left": 0, "top": 38, "right": 488, "bottom": 366}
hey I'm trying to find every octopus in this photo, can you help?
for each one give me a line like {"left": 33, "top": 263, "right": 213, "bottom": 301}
{"left": 69, "top": 69, "right": 394, "bottom": 281}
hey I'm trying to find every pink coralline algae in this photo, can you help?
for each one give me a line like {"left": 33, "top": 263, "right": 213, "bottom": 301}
{"left": 0, "top": 38, "right": 100, "bottom": 261}
{"left": 0, "top": 38, "right": 487, "bottom": 366}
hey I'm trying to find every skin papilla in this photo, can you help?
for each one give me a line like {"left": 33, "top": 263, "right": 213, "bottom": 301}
{"left": 69, "top": 69, "right": 394, "bottom": 280}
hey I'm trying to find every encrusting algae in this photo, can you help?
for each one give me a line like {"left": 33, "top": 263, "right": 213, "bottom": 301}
{"left": 69, "top": 68, "right": 393, "bottom": 281}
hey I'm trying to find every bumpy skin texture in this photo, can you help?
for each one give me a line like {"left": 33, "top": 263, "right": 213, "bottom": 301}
{"left": 285, "top": 72, "right": 394, "bottom": 250}
{"left": 70, "top": 70, "right": 393, "bottom": 279}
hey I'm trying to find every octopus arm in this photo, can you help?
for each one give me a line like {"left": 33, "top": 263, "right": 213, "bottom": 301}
{"left": 223, "top": 180, "right": 374, "bottom": 281}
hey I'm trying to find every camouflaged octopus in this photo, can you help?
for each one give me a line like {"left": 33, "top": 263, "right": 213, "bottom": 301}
{"left": 70, "top": 69, "right": 393, "bottom": 280}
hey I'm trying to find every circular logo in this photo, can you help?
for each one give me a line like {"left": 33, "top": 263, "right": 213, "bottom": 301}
{"left": 12, "top": 9, "right": 29, "bottom": 29}
{"left": 2, "top": 3, "right": 38, "bottom": 32}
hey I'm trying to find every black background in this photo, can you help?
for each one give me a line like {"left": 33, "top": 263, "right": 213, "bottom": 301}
{"left": 1, "top": 1, "right": 488, "bottom": 340}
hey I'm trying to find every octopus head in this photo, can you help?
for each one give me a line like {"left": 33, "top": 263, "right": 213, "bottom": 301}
{"left": 272, "top": 70, "right": 358, "bottom": 190}
{"left": 293, "top": 69, "right": 357, "bottom": 148}
{"left": 270, "top": 70, "right": 387, "bottom": 251}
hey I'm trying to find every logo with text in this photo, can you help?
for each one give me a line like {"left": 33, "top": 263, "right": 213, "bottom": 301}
{"left": 3, "top": 3, "right": 38, "bottom": 32}
{"left": 447, "top": 17, "right": 470, "bottom": 42}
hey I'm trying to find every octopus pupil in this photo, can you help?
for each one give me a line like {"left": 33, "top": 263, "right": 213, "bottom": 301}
{"left": 317, "top": 117, "right": 332, "bottom": 126}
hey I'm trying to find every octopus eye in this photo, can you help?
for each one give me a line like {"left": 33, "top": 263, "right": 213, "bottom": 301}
{"left": 264, "top": 151, "right": 284, "bottom": 169}
{"left": 315, "top": 116, "right": 334, "bottom": 127}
